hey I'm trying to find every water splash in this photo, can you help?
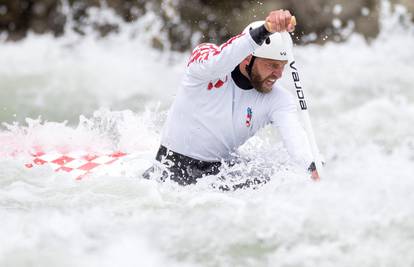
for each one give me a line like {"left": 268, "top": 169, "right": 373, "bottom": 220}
{"left": 1, "top": 1, "right": 414, "bottom": 266}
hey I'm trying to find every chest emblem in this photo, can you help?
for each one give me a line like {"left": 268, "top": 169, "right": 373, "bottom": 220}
{"left": 245, "top": 107, "right": 253, "bottom": 127}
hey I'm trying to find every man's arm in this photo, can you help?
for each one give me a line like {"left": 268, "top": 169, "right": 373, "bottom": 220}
{"left": 186, "top": 31, "right": 259, "bottom": 81}
{"left": 186, "top": 10, "right": 295, "bottom": 81}
{"left": 270, "top": 88, "right": 319, "bottom": 180}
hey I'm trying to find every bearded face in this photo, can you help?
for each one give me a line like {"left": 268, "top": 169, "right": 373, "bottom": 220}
{"left": 249, "top": 58, "right": 288, "bottom": 93}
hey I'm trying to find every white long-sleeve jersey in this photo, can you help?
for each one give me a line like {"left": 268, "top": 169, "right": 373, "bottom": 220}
{"left": 161, "top": 30, "right": 313, "bottom": 170}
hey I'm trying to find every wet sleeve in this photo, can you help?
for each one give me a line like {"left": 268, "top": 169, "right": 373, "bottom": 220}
{"left": 269, "top": 88, "right": 314, "bottom": 170}
{"left": 186, "top": 31, "right": 260, "bottom": 81}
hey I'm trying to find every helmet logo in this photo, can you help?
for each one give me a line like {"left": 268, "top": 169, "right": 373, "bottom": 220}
{"left": 280, "top": 51, "right": 287, "bottom": 56}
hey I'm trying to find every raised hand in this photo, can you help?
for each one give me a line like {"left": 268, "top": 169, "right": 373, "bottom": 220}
{"left": 265, "top": 10, "right": 296, "bottom": 33}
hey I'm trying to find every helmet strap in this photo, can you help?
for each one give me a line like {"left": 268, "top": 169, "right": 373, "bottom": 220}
{"left": 245, "top": 55, "right": 257, "bottom": 79}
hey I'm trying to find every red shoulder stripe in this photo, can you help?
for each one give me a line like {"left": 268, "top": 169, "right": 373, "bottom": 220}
{"left": 187, "top": 33, "right": 246, "bottom": 66}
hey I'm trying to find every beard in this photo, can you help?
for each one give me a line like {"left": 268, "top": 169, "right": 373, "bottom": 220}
{"left": 250, "top": 68, "right": 277, "bottom": 94}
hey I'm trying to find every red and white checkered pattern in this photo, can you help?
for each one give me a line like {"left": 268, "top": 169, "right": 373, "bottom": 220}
{"left": 25, "top": 151, "right": 128, "bottom": 180}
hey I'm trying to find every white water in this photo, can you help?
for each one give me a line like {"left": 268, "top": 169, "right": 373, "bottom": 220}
{"left": 1, "top": 3, "right": 414, "bottom": 267}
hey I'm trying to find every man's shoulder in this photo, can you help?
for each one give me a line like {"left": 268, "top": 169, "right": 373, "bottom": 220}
{"left": 189, "top": 42, "right": 220, "bottom": 58}
{"left": 193, "top": 42, "right": 219, "bottom": 49}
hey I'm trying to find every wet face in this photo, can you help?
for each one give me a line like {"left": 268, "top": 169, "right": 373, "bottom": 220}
{"left": 250, "top": 58, "right": 288, "bottom": 93}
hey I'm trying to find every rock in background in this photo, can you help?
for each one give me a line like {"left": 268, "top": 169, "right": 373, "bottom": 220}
{"left": 0, "top": 0, "right": 413, "bottom": 51}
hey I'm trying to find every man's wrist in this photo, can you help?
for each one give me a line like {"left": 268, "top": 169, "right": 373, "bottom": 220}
{"left": 308, "top": 162, "right": 316, "bottom": 172}
{"left": 249, "top": 24, "right": 272, "bottom": 45}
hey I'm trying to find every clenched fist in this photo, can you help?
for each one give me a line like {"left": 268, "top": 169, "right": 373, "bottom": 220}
{"left": 265, "top": 10, "right": 296, "bottom": 33}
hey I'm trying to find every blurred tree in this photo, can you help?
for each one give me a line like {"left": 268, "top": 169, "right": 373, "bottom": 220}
{"left": 0, "top": 0, "right": 65, "bottom": 40}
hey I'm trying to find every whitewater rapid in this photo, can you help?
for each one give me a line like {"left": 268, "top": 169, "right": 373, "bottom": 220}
{"left": 1, "top": 3, "right": 414, "bottom": 267}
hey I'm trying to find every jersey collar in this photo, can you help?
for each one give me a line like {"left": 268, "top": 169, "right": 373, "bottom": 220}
{"left": 231, "top": 65, "right": 253, "bottom": 90}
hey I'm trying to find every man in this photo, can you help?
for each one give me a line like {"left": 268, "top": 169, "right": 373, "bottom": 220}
{"left": 145, "top": 10, "right": 319, "bottom": 186}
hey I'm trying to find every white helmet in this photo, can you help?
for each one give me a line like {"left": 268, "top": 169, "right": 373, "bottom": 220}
{"left": 243, "top": 20, "right": 293, "bottom": 61}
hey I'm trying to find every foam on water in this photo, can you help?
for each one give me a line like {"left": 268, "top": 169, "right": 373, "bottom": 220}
{"left": 0, "top": 7, "right": 183, "bottom": 124}
{"left": 1, "top": 2, "right": 414, "bottom": 266}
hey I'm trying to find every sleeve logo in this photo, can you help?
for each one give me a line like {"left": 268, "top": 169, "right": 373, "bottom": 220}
{"left": 207, "top": 76, "right": 228, "bottom": 90}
